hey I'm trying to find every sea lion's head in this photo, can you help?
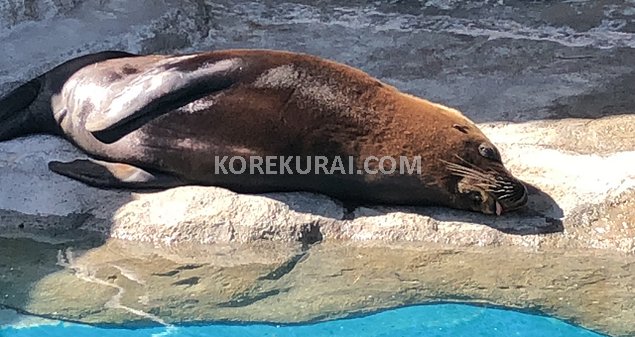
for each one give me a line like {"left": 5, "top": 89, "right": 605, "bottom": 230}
{"left": 394, "top": 94, "right": 528, "bottom": 215}
{"left": 441, "top": 123, "right": 528, "bottom": 216}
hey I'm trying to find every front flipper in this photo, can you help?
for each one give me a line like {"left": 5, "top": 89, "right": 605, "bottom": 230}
{"left": 48, "top": 159, "right": 184, "bottom": 189}
{"left": 85, "top": 55, "right": 243, "bottom": 133}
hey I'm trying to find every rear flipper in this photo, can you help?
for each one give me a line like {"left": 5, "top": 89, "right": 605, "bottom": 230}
{"left": 48, "top": 159, "right": 184, "bottom": 189}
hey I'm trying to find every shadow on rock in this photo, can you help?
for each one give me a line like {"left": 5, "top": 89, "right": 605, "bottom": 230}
{"left": 522, "top": 181, "right": 564, "bottom": 219}
{"left": 348, "top": 180, "right": 564, "bottom": 236}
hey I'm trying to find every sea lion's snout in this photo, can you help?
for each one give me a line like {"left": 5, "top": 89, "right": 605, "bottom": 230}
{"left": 495, "top": 179, "right": 528, "bottom": 214}
{"left": 457, "top": 178, "right": 527, "bottom": 216}
{"left": 483, "top": 179, "right": 528, "bottom": 215}
{"left": 444, "top": 156, "right": 528, "bottom": 216}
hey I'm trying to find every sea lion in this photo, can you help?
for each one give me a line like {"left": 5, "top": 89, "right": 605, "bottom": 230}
{"left": 0, "top": 49, "right": 527, "bottom": 215}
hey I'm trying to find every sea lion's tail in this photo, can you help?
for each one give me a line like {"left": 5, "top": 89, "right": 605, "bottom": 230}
{"left": 0, "top": 78, "right": 42, "bottom": 141}
{"left": 0, "top": 50, "right": 137, "bottom": 141}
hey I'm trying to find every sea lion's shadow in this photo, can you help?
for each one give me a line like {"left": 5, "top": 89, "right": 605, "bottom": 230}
{"left": 268, "top": 181, "right": 564, "bottom": 236}
{"left": 426, "top": 182, "right": 564, "bottom": 235}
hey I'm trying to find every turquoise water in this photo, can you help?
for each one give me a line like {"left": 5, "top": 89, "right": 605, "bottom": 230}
{"left": 2, "top": 304, "right": 604, "bottom": 337}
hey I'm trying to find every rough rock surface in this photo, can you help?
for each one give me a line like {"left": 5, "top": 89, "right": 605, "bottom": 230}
{"left": 1, "top": 1, "right": 634, "bottom": 336}
{"left": 1, "top": 238, "right": 633, "bottom": 336}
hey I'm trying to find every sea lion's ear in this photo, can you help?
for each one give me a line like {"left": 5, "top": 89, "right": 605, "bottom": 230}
{"left": 452, "top": 124, "right": 469, "bottom": 134}
{"left": 84, "top": 56, "right": 243, "bottom": 133}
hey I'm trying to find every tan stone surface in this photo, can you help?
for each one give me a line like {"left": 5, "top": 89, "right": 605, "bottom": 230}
{"left": 1, "top": 238, "right": 632, "bottom": 336}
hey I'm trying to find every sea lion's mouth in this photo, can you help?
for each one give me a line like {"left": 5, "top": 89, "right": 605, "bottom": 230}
{"left": 495, "top": 200, "right": 503, "bottom": 216}
{"left": 487, "top": 182, "right": 528, "bottom": 216}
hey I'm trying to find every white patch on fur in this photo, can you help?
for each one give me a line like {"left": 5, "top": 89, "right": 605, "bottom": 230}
{"left": 174, "top": 138, "right": 211, "bottom": 151}
{"left": 298, "top": 82, "right": 345, "bottom": 108}
{"left": 71, "top": 80, "right": 109, "bottom": 111}
{"left": 105, "top": 70, "right": 171, "bottom": 118}
{"left": 253, "top": 64, "right": 350, "bottom": 113}
{"left": 61, "top": 78, "right": 111, "bottom": 130}
{"left": 183, "top": 96, "right": 218, "bottom": 114}
{"left": 227, "top": 146, "right": 258, "bottom": 156}
{"left": 253, "top": 64, "right": 300, "bottom": 89}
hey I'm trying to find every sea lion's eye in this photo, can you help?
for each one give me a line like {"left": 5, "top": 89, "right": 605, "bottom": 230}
{"left": 478, "top": 143, "right": 501, "bottom": 162}
{"left": 468, "top": 191, "right": 482, "bottom": 203}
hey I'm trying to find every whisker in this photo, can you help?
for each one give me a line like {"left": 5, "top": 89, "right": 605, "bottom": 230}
{"left": 441, "top": 159, "right": 498, "bottom": 184}
{"left": 438, "top": 157, "right": 524, "bottom": 197}
{"left": 442, "top": 161, "right": 485, "bottom": 176}
{"left": 441, "top": 156, "right": 528, "bottom": 206}
{"left": 495, "top": 180, "right": 514, "bottom": 186}
{"left": 446, "top": 166, "right": 490, "bottom": 182}
{"left": 497, "top": 193, "right": 516, "bottom": 200}
{"left": 452, "top": 154, "right": 482, "bottom": 169}
{"left": 445, "top": 166, "right": 484, "bottom": 178}
{"left": 475, "top": 183, "right": 499, "bottom": 190}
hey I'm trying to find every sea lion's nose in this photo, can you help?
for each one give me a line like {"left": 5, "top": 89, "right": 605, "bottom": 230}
{"left": 499, "top": 181, "right": 528, "bottom": 212}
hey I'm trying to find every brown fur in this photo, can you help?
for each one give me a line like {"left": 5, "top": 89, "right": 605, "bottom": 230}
{"left": 0, "top": 49, "right": 527, "bottom": 214}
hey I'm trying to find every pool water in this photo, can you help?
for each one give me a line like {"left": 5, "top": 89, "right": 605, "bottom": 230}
{"left": 2, "top": 304, "right": 604, "bottom": 337}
